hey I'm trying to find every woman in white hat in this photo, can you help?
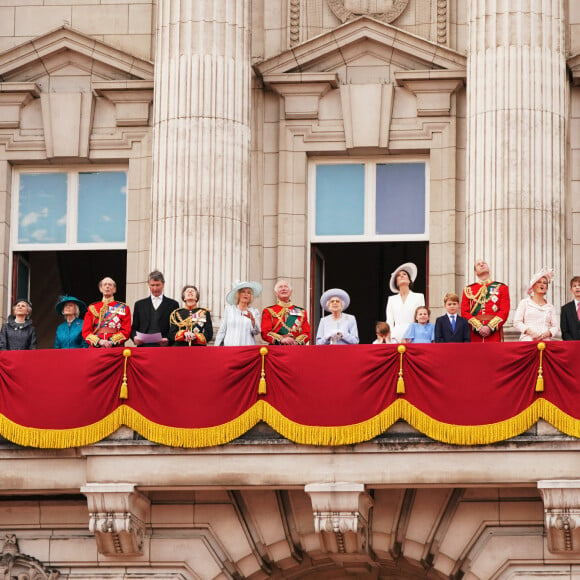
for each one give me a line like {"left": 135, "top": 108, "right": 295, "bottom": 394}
{"left": 386, "top": 262, "right": 425, "bottom": 343}
{"left": 513, "top": 268, "right": 559, "bottom": 341}
{"left": 214, "top": 281, "right": 263, "bottom": 346}
{"left": 316, "top": 288, "right": 359, "bottom": 345}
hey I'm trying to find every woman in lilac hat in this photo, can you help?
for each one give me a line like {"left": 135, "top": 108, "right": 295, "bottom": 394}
{"left": 316, "top": 288, "right": 359, "bottom": 345}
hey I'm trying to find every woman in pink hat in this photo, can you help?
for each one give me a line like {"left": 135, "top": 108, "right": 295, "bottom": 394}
{"left": 513, "top": 268, "right": 559, "bottom": 341}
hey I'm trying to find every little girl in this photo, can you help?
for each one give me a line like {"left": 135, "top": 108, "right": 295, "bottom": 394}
{"left": 402, "top": 306, "right": 434, "bottom": 343}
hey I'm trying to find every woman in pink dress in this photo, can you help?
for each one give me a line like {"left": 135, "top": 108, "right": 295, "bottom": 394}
{"left": 513, "top": 268, "right": 559, "bottom": 341}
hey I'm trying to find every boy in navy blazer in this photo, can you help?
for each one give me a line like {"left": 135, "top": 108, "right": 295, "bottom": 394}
{"left": 561, "top": 276, "right": 580, "bottom": 341}
{"left": 435, "top": 293, "right": 471, "bottom": 343}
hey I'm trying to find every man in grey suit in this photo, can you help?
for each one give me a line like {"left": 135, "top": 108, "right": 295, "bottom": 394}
{"left": 560, "top": 276, "right": 580, "bottom": 341}
{"left": 131, "top": 270, "right": 179, "bottom": 346}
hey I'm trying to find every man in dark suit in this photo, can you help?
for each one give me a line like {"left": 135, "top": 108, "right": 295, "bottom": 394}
{"left": 131, "top": 270, "right": 179, "bottom": 346}
{"left": 561, "top": 276, "right": 580, "bottom": 341}
{"left": 435, "top": 293, "right": 471, "bottom": 343}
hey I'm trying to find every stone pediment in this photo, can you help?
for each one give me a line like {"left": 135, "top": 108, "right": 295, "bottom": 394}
{"left": 0, "top": 25, "right": 153, "bottom": 83}
{"left": 255, "top": 16, "right": 466, "bottom": 78}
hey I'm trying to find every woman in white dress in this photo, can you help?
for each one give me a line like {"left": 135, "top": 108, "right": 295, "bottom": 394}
{"left": 214, "top": 281, "right": 262, "bottom": 346}
{"left": 316, "top": 288, "right": 359, "bottom": 345}
{"left": 386, "top": 262, "right": 425, "bottom": 343}
{"left": 513, "top": 268, "right": 559, "bottom": 341}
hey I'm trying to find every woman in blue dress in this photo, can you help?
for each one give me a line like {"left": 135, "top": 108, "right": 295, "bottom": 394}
{"left": 54, "top": 295, "right": 88, "bottom": 349}
{"left": 402, "top": 306, "right": 434, "bottom": 344}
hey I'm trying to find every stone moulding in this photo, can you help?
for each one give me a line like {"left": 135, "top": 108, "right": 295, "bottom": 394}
{"left": 81, "top": 483, "right": 151, "bottom": 556}
{"left": 327, "top": 0, "right": 409, "bottom": 24}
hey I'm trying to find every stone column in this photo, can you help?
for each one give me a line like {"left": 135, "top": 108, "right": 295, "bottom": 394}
{"left": 465, "top": 1, "right": 566, "bottom": 312}
{"left": 150, "top": 1, "right": 251, "bottom": 317}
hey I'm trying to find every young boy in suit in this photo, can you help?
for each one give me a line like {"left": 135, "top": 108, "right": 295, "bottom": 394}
{"left": 560, "top": 276, "right": 580, "bottom": 341}
{"left": 435, "top": 293, "right": 471, "bottom": 343}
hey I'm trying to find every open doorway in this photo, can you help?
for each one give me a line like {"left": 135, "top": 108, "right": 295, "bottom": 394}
{"left": 310, "top": 242, "right": 428, "bottom": 344}
{"left": 12, "top": 250, "right": 127, "bottom": 349}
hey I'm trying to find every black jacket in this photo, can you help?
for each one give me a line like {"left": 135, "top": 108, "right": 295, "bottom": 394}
{"left": 561, "top": 301, "right": 580, "bottom": 341}
{"left": 0, "top": 316, "right": 37, "bottom": 350}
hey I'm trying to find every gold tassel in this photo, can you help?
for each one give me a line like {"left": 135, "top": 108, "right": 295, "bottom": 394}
{"left": 535, "top": 342, "right": 545, "bottom": 392}
{"left": 119, "top": 348, "right": 132, "bottom": 399}
{"left": 397, "top": 344, "right": 406, "bottom": 394}
{"left": 258, "top": 347, "right": 268, "bottom": 395}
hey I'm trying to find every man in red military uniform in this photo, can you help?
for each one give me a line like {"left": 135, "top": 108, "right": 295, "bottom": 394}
{"left": 461, "top": 259, "right": 510, "bottom": 343}
{"left": 261, "top": 280, "right": 310, "bottom": 345}
{"left": 83, "top": 277, "right": 131, "bottom": 347}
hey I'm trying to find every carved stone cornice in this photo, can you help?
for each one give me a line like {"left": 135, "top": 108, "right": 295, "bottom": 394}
{"left": 81, "top": 483, "right": 150, "bottom": 556}
{"left": 93, "top": 81, "right": 154, "bottom": 127}
{"left": 0, "top": 82, "right": 39, "bottom": 129}
{"left": 263, "top": 73, "right": 338, "bottom": 120}
{"left": 305, "top": 482, "right": 373, "bottom": 555}
{"left": 394, "top": 70, "right": 465, "bottom": 117}
{"left": 0, "top": 534, "right": 59, "bottom": 580}
{"left": 538, "top": 480, "right": 580, "bottom": 553}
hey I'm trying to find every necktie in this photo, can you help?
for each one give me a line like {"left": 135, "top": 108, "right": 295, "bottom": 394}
{"left": 577, "top": 302, "right": 580, "bottom": 322}
{"left": 153, "top": 297, "right": 160, "bottom": 310}
{"left": 451, "top": 315, "right": 456, "bottom": 331}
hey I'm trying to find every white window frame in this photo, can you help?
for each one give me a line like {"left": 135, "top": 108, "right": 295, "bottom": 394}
{"left": 11, "top": 166, "right": 128, "bottom": 251}
{"left": 308, "top": 157, "right": 430, "bottom": 243}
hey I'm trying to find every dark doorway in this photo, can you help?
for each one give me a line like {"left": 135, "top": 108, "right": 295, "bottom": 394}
{"left": 12, "top": 250, "right": 127, "bottom": 349}
{"left": 310, "top": 242, "right": 428, "bottom": 344}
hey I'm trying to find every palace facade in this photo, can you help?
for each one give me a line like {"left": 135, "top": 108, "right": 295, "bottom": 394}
{"left": 1, "top": 1, "right": 580, "bottom": 579}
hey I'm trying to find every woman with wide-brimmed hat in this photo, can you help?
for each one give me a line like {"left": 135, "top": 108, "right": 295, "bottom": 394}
{"left": 386, "top": 262, "right": 425, "bottom": 343}
{"left": 513, "top": 268, "right": 559, "bottom": 341}
{"left": 0, "top": 298, "right": 37, "bottom": 350}
{"left": 316, "top": 288, "right": 359, "bottom": 345}
{"left": 214, "top": 281, "right": 262, "bottom": 346}
{"left": 54, "top": 295, "right": 88, "bottom": 349}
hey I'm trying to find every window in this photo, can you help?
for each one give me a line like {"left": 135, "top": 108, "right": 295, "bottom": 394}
{"left": 13, "top": 169, "right": 127, "bottom": 250}
{"left": 310, "top": 159, "right": 428, "bottom": 241}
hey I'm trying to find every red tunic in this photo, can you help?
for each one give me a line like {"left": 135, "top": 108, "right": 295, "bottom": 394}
{"left": 461, "top": 280, "right": 510, "bottom": 343}
{"left": 260, "top": 301, "right": 311, "bottom": 345}
{"left": 82, "top": 299, "right": 131, "bottom": 347}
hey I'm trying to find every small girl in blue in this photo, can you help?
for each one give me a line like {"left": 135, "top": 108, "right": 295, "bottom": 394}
{"left": 402, "top": 306, "right": 434, "bottom": 343}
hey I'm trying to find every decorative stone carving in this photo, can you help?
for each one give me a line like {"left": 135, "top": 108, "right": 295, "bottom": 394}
{"left": 437, "top": 0, "right": 447, "bottom": 44}
{"left": 305, "top": 483, "right": 373, "bottom": 555}
{"left": 81, "top": 483, "right": 150, "bottom": 556}
{"left": 0, "top": 534, "right": 59, "bottom": 580}
{"left": 538, "top": 480, "right": 580, "bottom": 553}
{"left": 327, "top": 0, "right": 409, "bottom": 24}
{"left": 289, "top": 0, "right": 301, "bottom": 46}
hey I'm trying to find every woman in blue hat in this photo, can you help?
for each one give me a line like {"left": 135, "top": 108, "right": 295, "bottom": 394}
{"left": 54, "top": 295, "right": 88, "bottom": 349}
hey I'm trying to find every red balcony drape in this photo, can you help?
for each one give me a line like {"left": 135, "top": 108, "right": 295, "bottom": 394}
{"left": 0, "top": 342, "right": 578, "bottom": 448}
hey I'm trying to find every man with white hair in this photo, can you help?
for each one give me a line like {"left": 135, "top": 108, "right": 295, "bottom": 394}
{"left": 82, "top": 277, "right": 131, "bottom": 348}
{"left": 261, "top": 280, "right": 310, "bottom": 345}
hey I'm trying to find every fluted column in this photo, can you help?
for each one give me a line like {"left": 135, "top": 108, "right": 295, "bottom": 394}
{"left": 150, "top": 1, "right": 251, "bottom": 317}
{"left": 466, "top": 1, "right": 566, "bottom": 311}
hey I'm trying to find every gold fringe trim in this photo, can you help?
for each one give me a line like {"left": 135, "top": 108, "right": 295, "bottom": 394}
{"left": 2, "top": 399, "right": 580, "bottom": 448}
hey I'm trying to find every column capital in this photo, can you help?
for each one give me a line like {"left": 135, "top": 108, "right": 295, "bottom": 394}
{"left": 305, "top": 482, "right": 373, "bottom": 555}
{"left": 81, "top": 483, "right": 150, "bottom": 556}
{"left": 538, "top": 480, "right": 580, "bottom": 553}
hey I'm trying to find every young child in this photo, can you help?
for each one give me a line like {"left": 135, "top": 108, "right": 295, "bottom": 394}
{"left": 402, "top": 306, "right": 434, "bottom": 343}
{"left": 435, "top": 293, "right": 471, "bottom": 343}
{"left": 373, "top": 321, "right": 392, "bottom": 344}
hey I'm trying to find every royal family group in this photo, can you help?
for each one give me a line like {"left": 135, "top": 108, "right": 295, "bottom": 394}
{"left": 2, "top": 260, "right": 580, "bottom": 351}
